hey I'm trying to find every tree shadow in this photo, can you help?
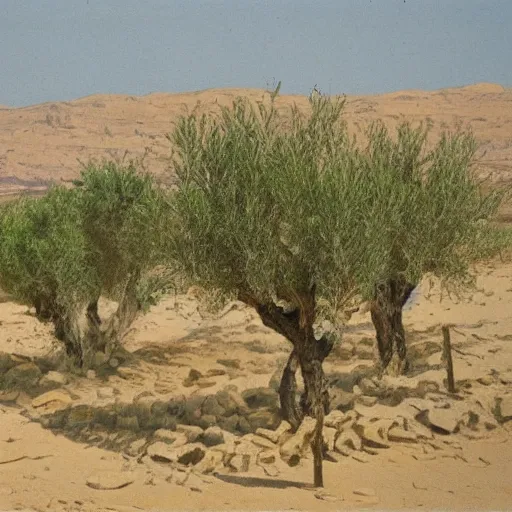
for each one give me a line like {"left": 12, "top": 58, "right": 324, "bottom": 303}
{"left": 214, "top": 473, "right": 311, "bottom": 489}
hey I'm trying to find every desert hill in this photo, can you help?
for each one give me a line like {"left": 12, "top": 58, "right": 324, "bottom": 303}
{"left": 1, "top": 83, "right": 511, "bottom": 200}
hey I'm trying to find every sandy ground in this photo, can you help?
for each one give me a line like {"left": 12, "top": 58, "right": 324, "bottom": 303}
{"left": 1, "top": 260, "right": 512, "bottom": 511}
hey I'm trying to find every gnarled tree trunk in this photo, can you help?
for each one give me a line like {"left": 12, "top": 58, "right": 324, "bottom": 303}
{"left": 370, "top": 277, "right": 415, "bottom": 376}
{"left": 239, "top": 286, "right": 332, "bottom": 487}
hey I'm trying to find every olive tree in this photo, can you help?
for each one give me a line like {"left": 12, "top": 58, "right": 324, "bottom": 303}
{"left": 362, "top": 122, "right": 510, "bottom": 375}
{"left": 167, "top": 93, "right": 383, "bottom": 487}
{"left": 0, "top": 162, "right": 170, "bottom": 368}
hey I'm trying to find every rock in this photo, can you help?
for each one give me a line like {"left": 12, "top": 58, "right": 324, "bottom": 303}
{"left": 268, "top": 369, "right": 282, "bottom": 392}
{"left": 262, "top": 464, "right": 280, "bottom": 477}
{"left": 0, "top": 353, "right": 16, "bottom": 374}
{"left": 201, "top": 396, "right": 225, "bottom": 417}
{"left": 258, "top": 451, "right": 277, "bottom": 464}
{"left": 357, "top": 395, "right": 377, "bottom": 407}
{"left": 116, "top": 415, "right": 139, "bottom": 431}
{"left": 333, "top": 344, "right": 354, "bottom": 361}
{"left": 108, "top": 357, "right": 120, "bottom": 368}
{"left": 335, "top": 429, "right": 362, "bottom": 454}
{"left": 3, "top": 363, "right": 42, "bottom": 389}
{"left": 31, "top": 390, "right": 72, "bottom": 410}
{"left": 388, "top": 426, "right": 418, "bottom": 443}
{"left": 251, "top": 434, "right": 276, "bottom": 450}
{"left": 97, "top": 387, "right": 115, "bottom": 399}
{"left": 216, "top": 359, "right": 240, "bottom": 369}
{"left": 86, "top": 471, "right": 135, "bottom": 490}
{"left": 176, "top": 424, "right": 204, "bottom": 442}
{"left": 237, "top": 416, "right": 252, "bottom": 434}
{"left": 324, "top": 410, "right": 346, "bottom": 429}
{"left": 206, "top": 368, "right": 227, "bottom": 377}
{"left": 351, "top": 451, "right": 372, "bottom": 463}
{"left": 421, "top": 408, "right": 460, "bottom": 434}
{"left": 203, "top": 426, "right": 225, "bottom": 447}
{"left": 241, "top": 388, "right": 279, "bottom": 409}
{"left": 477, "top": 375, "right": 494, "bottom": 386}
{"left": 126, "top": 438, "right": 146, "bottom": 456}
{"left": 183, "top": 369, "right": 203, "bottom": 387}
{"left": 182, "top": 395, "right": 206, "bottom": 423}
{"left": 39, "top": 371, "right": 68, "bottom": 386}
{"left": 247, "top": 409, "right": 281, "bottom": 431}
{"left": 196, "top": 379, "right": 216, "bottom": 389}
{"left": 216, "top": 390, "right": 248, "bottom": 415}
{"left": 256, "top": 421, "right": 292, "bottom": 444}
{"left": 154, "top": 430, "right": 188, "bottom": 447}
{"left": 93, "top": 351, "right": 108, "bottom": 367}
{"left": 280, "top": 416, "right": 316, "bottom": 464}
{"left": 353, "top": 487, "right": 376, "bottom": 497}
{"left": 229, "top": 454, "right": 251, "bottom": 473}
{"left": 218, "top": 414, "right": 240, "bottom": 433}
{"left": 315, "top": 491, "right": 342, "bottom": 502}
{"left": 194, "top": 449, "right": 224, "bottom": 474}
{"left": 498, "top": 395, "right": 512, "bottom": 421}
{"left": 358, "top": 378, "right": 379, "bottom": 395}
{"left": 330, "top": 388, "right": 355, "bottom": 412}
{"left": 197, "top": 415, "right": 217, "bottom": 430}
{"left": 0, "top": 390, "right": 20, "bottom": 403}
{"left": 93, "top": 409, "right": 117, "bottom": 428}
{"left": 323, "top": 427, "right": 337, "bottom": 451}
{"left": 408, "top": 420, "right": 434, "bottom": 439}
{"left": 148, "top": 442, "right": 206, "bottom": 465}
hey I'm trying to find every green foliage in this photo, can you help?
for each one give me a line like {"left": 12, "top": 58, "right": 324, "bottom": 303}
{"left": 0, "top": 187, "right": 98, "bottom": 320}
{"left": 169, "top": 91, "right": 510, "bottom": 321}
{"left": 76, "top": 160, "right": 170, "bottom": 300}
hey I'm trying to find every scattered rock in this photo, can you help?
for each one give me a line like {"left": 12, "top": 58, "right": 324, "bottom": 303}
{"left": 262, "top": 464, "right": 279, "bottom": 477}
{"left": 86, "top": 370, "right": 96, "bottom": 380}
{"left": 67, "top": 405, "right": 95, "bottom": 428}
{"left": 251, "top": 434, "right": 276, "bottom": 450}
{"left": 324, "top": 410, "right": 346, "bottom": 429}
{"left": 39, "top": 371, "right": 68, "bottom": 386}
{"left": 357, "top": 395, "right": 378, "bottom": 407}
{"left": 477, "top": 375, "right": 495, "bottom": 386}
{"left": 256, "top": 421, "right": 292, "bottom": 444}
{"left": 216, "top": 390, "right": 248, "bottom": 416}
{"left": 242, "top": 388, "right": 279, "bottom": 409}
{"left": 354, "top": 345, "right": 374, "bottom": 360}
{"left": 176, "top": 424, "right": 204, "bottom": 442}
{"left": 148, "top": 442, "right": 206, "bottom": 465}
{"left": 217, "top": 359, "right": 240, "bottom": 369}
{"left": 108, "top": 357, "right": 120, "bottom": 368}
{"left": 229, "top": 454, "right": 251, "bottom": 473}
{"left": 330, "top": 389, "right": 355, "bottom": 412}
{"left": 0, "top": 353, "right": 16, "bottom": 374}
{"left": 333, "top": 344, "right": 354, "bottom": 361}
{"left": 335, "top": 429, "right": 362, "bottom": 454}
{"left": 247, "top": 409, "right": 281, "bottom": 430}
{"left": 3, "top": 363, "right": 42, "bottom": 389}
{"left": 31, "top": 390, "right": 72, "bottom": 411}
{"left": 126, "top": 438, "right": 146, "bottom": 456}
{"left": 388, "top": 426, "right": 418, "bottom": 443}
{"left": 315, "top": 491, "right": 341, "bottom": 502}
{"left": 323, "top": 427, "right": 337, "bottom": 451}
{"left": 196, "top": 379, "right": 217, "bottom": 389}
{"left": 358, "top": 378, "right": 379, "bottom": 395}
{"left": 154, "top": 430, "right": 188, "bottom": 447}
{"left": 198, "top": 414, "right": 217, "bottom": 430}
{"left": 0, "top": 390, "right": 19, "bottom": 403}
{"left": 194, "top": 449, "right": 224, "bottom": 474}
{"left": 203, "top": 426, "right": 225, "bottom": 447}
{"left": 86, "top": 471, "right": 135, "bottom": 490}
{"left": 258, "top": 451, "right": 277, "bottom": 464}
{"left": 183, "top": 369, "right": 202, "bottom": 387}
{"left": 420, "top": 408, "right": 460, "bottom": 434}
{"left": 280, "top": 416, "right": 316, "bottom": 465}
{"left": 116, "top": 415, "right": 139, "bottom": 431}
{"left": 201, "top": 396, "right": 226, "bottom": 417}
{"left": 498, "top": 395, "right": 512, "bottom": 422}
{"left": 353, "top": 420, "right": 392, "bottom": 449}
{"left": 206, "top": 368, "right": 227, "bottom": 377}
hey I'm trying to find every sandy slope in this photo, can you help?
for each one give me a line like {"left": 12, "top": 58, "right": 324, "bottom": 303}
{"left": 0, "top": 83, "right": 511, "bottom": 197}
{"left": 1, "top": 261, "right": 512, "bottom": 511}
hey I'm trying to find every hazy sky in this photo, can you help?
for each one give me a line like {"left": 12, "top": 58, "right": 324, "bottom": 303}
{"left": 1, "top": 0, "right": 511, "bottom": 107}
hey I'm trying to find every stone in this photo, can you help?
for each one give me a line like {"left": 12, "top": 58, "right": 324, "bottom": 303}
{"left": 388, "top": 426, "right": 418, "bottom": 443}
{"left": 498, "top": 395, "right": 512, "bottom": 421}
{"left": 357, "top": 395, "right": 377, "bottom": 407}
{"left": 323, "top": 427, "right": 337, "bottom": 451}
{"left": 477, "top": 375, "right": 494, "bottom": 386}
{"left": 333, "top": 344, "right": 354, "bottom": 361}
{"left": 330, "top": 388, "right": 355, "bottom": 412}
{"left": 335, "top": 429, "right": 362, "bottom": 454}
{"left": 86, "top": 471, "right": 135, "bottom": 490}
{"left": 422, "top": 408, "right": 460, "bottom": 434}
{"left": 203, "top": 426, "right": 225, "bottom": 447}
{"left": 358, "top": 378, "right": 379, "bottom": 395}
{"left": 108, "top": 357, "right": 120, "bottom": 368}
{"left": 183, "top": 369, "right": 202, "bottom": 387}
{"left": 247, "top": 409, "right": 281, "bottom": 431}
{"left": 39, "top": 371, "right": 68, "bottom": 386}
{"left": 194, "top": 449, "right": 224, "bottom": 474}
{"left": 201, "top": 396, "right": 225, "bottom": 417}
{"left": 3, "top": 363, "right": 42, "bottom": 389}
{"left": 237, "top": 416, "right": 252, "bottom": 434}
{"left": 216, "top": 358, "right": 241, "bottom": 369}
{"left": 154, "top": 430, "right": 188, "bottom": 447}
{"left": 176, "top": 424, "right": 204, "bottom": 442}
{"left": 116, "top": 415, "right": 139, "bottom": 431}
{"left": 0, "top": 390, "right": 19, "bottom": 403}
{"left": 216, "top": 390, "right": 248, "bottom": 415}
{"left": 206, "top": 368, "right": 227, "bottom": 377}
{"left": 256, "top": 421, "right": 292, "bottom": 444}
{"left": 315, "top": 491, "right": 342, "bottom": 502}
{"left": 268, "top": 369, "right": 282, "bottom": 392}
{"left": 251, "top": 434, "right": 276, "bottom": 450}
{"left": 31, "top": 390, "right": 72, "bottom": 410}
{"left": 258, "top": 451, "right": 277, "bottom": 465}
{"left": 182, "top": 395, "right": 206, "bottom": 423}
{"left": 147, "top": 442, "right": 206, "bottom": 466}
{"left": 218, "top": 414, "right": 240, "bottom": 433}
{"left": 241, "top": 387, "right": 279, "bottom": 409}
{"left": 280, "top": 416, "right": 316, "bottom": 464}
{"left": 97, "top": 387, "right": 115, "bottom": 399}
{"left": 262, "top": 464, "right": 279, "bottom": 477}
{"left": 92, "top": 351, "right": 108, "bottom": 367}
{"left": 351, "top": 451, "right": 372, "bottom": 463}
{"left": 86, "top": 370, "right": 96, "bottom": 379}
{"left": 229, "top": 454, "right": 251, "bottom": 473}
{"left": 196, "top": 379, "right": 216, "bottom": 389}
{"left": 93, "top": 409, "right": 117, "bottom": 428}
{"left": 0, "top": 353, "right": 16, "bottom": 374}
{"left": 197, "top": 415, "right": 217, "bottom": 429}
{"left": 324, "top": 410, "right": 346, "bottom": 430}
{"left": 126, "top": 438, "right": 146, "bottom": 456}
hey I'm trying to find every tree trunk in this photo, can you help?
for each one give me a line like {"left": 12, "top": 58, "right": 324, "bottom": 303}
{"left": 370, "top": 277, "right": 415, "bottom": 376}
{"left": 53, "top": 313, "right": 84, "bottom": 366}
{"left": 278, "top": 349, "right": 303, "bottom": 431}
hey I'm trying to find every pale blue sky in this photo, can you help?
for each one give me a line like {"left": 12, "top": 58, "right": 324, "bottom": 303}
{"left": 1, "top": 0, "right": 511, "bottom": 107}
